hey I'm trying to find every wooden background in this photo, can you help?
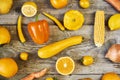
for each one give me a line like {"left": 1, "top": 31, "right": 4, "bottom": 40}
{"left": 0, "top": 0, "right": 120, "bottom": 80}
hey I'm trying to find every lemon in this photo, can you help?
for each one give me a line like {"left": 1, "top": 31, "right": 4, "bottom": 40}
{"left": 21, "top": 1, "right": 37, "bottom": 17}
{"left": 20, "top": 52, "right": 28, "bottom": 61}
{"left": 0, "top": 26, "right": 11, "bottom": 45}
{"left": 108, "top": 14, "right": 120, "bottom": 30}
{"left": 102, "top": 72, "right": 120, "bottom": 80}
{"left": 64, "top": 10, "right": 84, "bottom": 30}
{"left": 56, "top": 56, "right": 75, "bottom": 75}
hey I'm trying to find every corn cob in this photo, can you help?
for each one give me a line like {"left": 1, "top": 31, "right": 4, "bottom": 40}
{"left": 94, "top": 11, "right": 105, "bottom": 47}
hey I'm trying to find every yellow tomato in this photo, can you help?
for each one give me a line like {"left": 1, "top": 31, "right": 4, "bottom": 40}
{"left": 20, "top": 52, "right": 28, "bottom": 61}
{"left": 50, "top": 0, "right": 68, "bottom": 9}
{"left": 79, "top": 0, "right": 90, "bottom": 9}
{"left": 82, "top": 56, "right": 94, "bottom": 66}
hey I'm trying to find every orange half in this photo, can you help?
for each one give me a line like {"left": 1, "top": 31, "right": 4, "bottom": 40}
{"left": 56, "top": 56, "right": 75, "bottom": 75}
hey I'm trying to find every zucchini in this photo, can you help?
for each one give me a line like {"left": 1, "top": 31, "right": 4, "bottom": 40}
{"left": 38, "top": 36, "right": 83, "bottom": 58}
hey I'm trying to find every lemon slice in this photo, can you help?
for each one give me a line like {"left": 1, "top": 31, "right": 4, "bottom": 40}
{"left": 64, "top": 10, "right": 84, "bottom": 30}
{"left": 56, "top": 56, "right": 75, "bottom": 75}
{"left": 21, "top": 1, "right": 37, "bottom": 17}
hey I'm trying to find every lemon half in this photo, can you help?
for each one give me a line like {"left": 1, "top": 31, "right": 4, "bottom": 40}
{"left": 21, "top": 1, "right": 37, "bottom": 17}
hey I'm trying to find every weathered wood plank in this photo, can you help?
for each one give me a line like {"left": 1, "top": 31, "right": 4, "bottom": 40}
{"left": 0, "top": 25, "right": 120, "bottom": 80}
{"left": 0, "top": 0, "right": 118, "bottom": 25}
{"left": 0, "top": 0, "right": 120, "bottom": 80}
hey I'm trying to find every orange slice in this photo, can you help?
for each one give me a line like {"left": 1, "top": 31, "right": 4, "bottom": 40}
{"left": 21, "top": 1, "right": 37, "bottom": 17}
{"left": 56, "top": 56, "right": 75, "bottom": 75}
{"left": 64, "top": 10, "right": 84, "bottom": 30}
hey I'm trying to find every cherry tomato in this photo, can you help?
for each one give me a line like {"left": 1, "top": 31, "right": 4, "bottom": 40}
{"left": 50, "top": 0, "right": 68, "bottom": 9}
{"left": 79, "top": 0, "right": 90, "bottom": 9}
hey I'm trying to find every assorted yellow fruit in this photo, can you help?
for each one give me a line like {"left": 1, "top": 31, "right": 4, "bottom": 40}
{"left": 21, "top": 1, "right": 37, "bottom": 17}
{"left": 79, "top": 0, "right": 90, "bottom": 9}
{"left": 81, "top": 56, "right": 94, "bottom": 66}
{"left": 0, "top": 0, "right": 13, "bottom": 14}
{"left": 0, "top": 58, "right": 18, "bottom": 78}
{"left": 0, "top": 26, "right": 11, "bottom": 45}
{"left": 0, "top": 0, "right": 120, "bottom": 80}
{"left": 20, "top": 52, "right": 29, "bottom": 61}
{"left": 101, "top": 72, "right": 120, "bottom": 80}
{"left": 64, "top": 10, "right": 84, "bottom": 30}
{"left": 56, "top": 57, "right": 75, "bottom": 75}
{"left": 108, "top": 14, "right": 120, "bottom": 30}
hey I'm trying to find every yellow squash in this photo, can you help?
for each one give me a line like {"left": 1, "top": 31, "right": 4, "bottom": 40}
{"left": 38, "top": 36, "right": 83, "bottom": 58}
{"left": 17, "top": 15, "right": 26, "bottom": 43}
{"left": 64, "top": 10, "right": 84, "bottom": 30}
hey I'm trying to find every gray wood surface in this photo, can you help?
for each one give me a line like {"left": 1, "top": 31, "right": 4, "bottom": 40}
{"left": 0, "top": 0, "right": 120, "bottom": 80}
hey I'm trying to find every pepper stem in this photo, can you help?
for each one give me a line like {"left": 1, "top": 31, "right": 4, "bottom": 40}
{"left": 35, "top": 14, "right": 39, "bottom": 21}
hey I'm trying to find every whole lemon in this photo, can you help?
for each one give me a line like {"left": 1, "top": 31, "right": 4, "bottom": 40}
{"left": 0, "top": 58, "right": 18, "bottom": 78}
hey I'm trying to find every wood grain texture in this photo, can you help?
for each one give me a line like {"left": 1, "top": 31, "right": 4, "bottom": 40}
{"left": 0, "top": 0, "right": 120, "bottom": 80}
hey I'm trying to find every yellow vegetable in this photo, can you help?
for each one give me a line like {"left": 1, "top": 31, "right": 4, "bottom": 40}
{"left": 0, "top": 0, "right": 13, "bottom": 14}
{"left": 43, "top": 12, "right": 65, "bottom": 31}
{"left": 20, "top": 52, "right": 28, "bottom": 61}
{"left": 64, "top": 10, "right": 84, "bottom": 30}
{"left": 46, "top": 77, "right": 54, "bottom": 80}
{"left": 108, "top": 14, "right": 120, "bottom": 30}
{"left": 0, "top": 58, "right": 18, "bottom": 78}
{"left": 79, "top": 0, "right": 90, "bottom": 9}
{"left": 17, "top": 15, "right": 26, "bottom": 43}
{"left": 0, "top": 26, "right": 11, "bottom": 45}
{"left": 102, "top": 72, "right": 120, "bottom": 80}
{"left": 38, "top": 36, "right": 83, "bottom": 58}
{"left": 94, "top": 11, "right": 105, "bottom": 47}
{"left": 81, "top": 56, "right": 94, "bottom": 66}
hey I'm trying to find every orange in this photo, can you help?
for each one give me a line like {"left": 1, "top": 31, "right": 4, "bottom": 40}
{"left": 21, "top": 1, "right": 37, "bottom": 17}
{"left": 0, "top": 58, "right": 18, "bottom": 78}
{"left": 64, "top": 10, "right": 84, "bottom": 30}
{"left": 56, "top": 56, "right": 75, "bottom": 75}
{"left": 50, "top": 0, "right": 68, "bottom": 9}
{"left": 102, "top": 72, "right": 120, "bottom": 80}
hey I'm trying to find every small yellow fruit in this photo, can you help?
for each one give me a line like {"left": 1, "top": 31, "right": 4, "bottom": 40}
{"left": 108, "top": 14, "right": 120, "bottom": 30}
{"left": 21, "top": 1, "right": 37, "bottom": 17}
{"left": 20, "top": 52, "right": 28, "bottom": 61}
{"left": 0, "top": 26, "right": 11, "bottom": 45}
{"left": 46, "top": 77, "right": 54, "bottom": 80}
{"left": 64, "top": 10, "right": 84, "bottom": 30}
{"left": 82, "top": 56, "right": 94, "bottom": 66}
{"left": 0, "top": 0, "right": 13, "bottom": 14}
{"left": 102, "top": 72, "right": 120, "bottom": 80}
{"left": 56, "top": 56, "right": 75, "bottom": 75}
{"left": 0, "top": 58, "right": 18, "bottom": 78}
{"left": 79, "top": 0, "right": 90, "bottom": 9}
